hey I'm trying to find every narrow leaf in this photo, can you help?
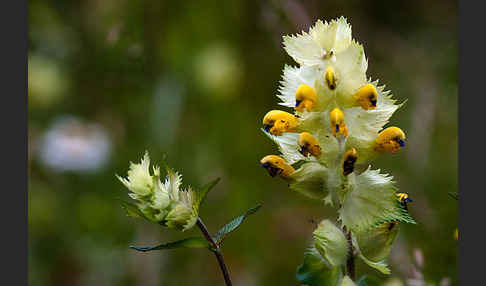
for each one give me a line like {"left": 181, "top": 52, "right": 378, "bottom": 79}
{"left": 213, "top": 204, "right": 262, "bottom": 244}
{"left": 448, "top": 192, "right": 458, "bottom": 200}
{"left": 118, "top": 199, "right": 147, "bottom": 220}
{"left": 195, "top": 177, "right": 221, "bottom": 207}
{"left": 129, "top": 237, "right": 209, "bottom": 252}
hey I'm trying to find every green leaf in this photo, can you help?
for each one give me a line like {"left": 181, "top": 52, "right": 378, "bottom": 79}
{"left": 195, "top": 177, "right": 221, "bottom": 207}
{"left": 118, "top": 199, "right": 147, "bottom": 220}
{"left": 213, "top": 204, "right": 262, "bottom": 245}
{"left": 356, "top": 275, "right": 381, "bottom": 286}
{"left": 296, "top": 247, "right": 344, "bottom": 286}
{"left": 129, "top": 237, "right": 209, "bottom": 252}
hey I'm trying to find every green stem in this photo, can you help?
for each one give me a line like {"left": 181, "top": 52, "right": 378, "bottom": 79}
{"left": 196, "top": 218, "right": 232, "bottom": 286}
{"left": 344, "top": 226, "right": 356, "bottom": 280}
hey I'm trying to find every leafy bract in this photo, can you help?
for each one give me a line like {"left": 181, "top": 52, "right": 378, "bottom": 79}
{"left": 129, "top": 237, "right": 209, "bottom": 252}
{"left": 213, "top": 204, "right": 261, "bottom": 245}
{"left": 338, "top": 167, "right": 415, "bottom": 233}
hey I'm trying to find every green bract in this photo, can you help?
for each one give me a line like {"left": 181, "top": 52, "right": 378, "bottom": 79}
{"left": 313, "top": 219, "right": 348, "bottom": 267}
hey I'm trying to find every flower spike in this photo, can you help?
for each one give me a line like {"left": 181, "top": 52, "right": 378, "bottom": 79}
{"left": 342, "top": 148, "right": 358, "bottom": 176}
{"left": 330, "top": 108, "right": 348, "bottom": 138}
{"left": 375, "top": 126, "right": 406, "bottom": 154}
{"left": 325, "top": 66, "right": 337, "bottom": 90}
{"left": 298, "top": 132, "right": 322, "bottom": 158}
{"left": 354, "top": 83, "right": 378, "bottom": 110}
{"left": 295, "top": 84, "right": 317, "bottom": 112}
{"left": 260, "top": 155, "right": 295, "bottom": 178}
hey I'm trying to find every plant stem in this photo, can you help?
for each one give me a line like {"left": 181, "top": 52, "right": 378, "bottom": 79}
{"left": 196, "top": 218, "right": 232, "bottom": 286}
{"left": 344, "top": 226, "right": 355, "bottom": 281}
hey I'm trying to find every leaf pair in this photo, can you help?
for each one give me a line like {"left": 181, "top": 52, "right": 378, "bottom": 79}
{"left": 128, "top": 176, "right": 261, "bottom": 253}
{"left": 130, "top": 204, "right": 261, "bottom": 252}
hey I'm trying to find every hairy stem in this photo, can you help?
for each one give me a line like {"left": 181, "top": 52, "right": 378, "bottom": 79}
{"left": 196, "top": 218, "right": 232, "bottom": 286}
{"left": 344, "top": 226, "right": 355, "bottom": 280}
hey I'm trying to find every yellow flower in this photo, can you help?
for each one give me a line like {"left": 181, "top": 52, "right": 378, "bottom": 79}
{"left": 298, "top": 132, "right": 322, "bottom": 157}
{"left": 260, "top": 155, "right": 295, "bottom": 178}
{"left": 295, "top": 84, "right": 317, "bottom": 112}
{"left": 330, "top": 108, "right": 348, "bottom": 138}
{"left": 375, "top": 127, "right": 406, "bottom": 154}
{"left": 354, "top": 83, "right": 378, "bottom": 110}
{"left": 262, "top": 110, "right": 298, "bottom": 136}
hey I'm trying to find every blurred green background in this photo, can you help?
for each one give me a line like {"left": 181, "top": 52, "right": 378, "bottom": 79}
{"left": 28, "top": 0, "right": 457, "bottom": 285}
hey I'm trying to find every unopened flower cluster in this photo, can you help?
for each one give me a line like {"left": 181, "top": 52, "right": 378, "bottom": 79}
{"left": 260, "top": 17, "right": 415, "bottom": 283}
{"left": 117, "top": 152, "right": 198, "bottom": 231}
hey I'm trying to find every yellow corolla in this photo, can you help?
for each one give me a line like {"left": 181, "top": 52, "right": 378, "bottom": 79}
{"left": 260, "top": 155, "right": 295, "bottom": 178}
{"left": 342, "top": 148, "right": 357, "bottom": 176}
{"left": 375, "top": 127, "right": 406, "bottom": 154}
{"left": 298, "top": 132, "right": 322, "bottom": 158}
{"left": 295, "top": 84, "right": 317, "bottom": 112}
{"left": 324, "top": 66, "right": 337, "bottom": 90}
{"left": 354, "top": 83, "right": 378, "bottom": 110}
{"left": 330, "top": 108, "right": 348, "bottom": 138}
{"left": 396, "top": 192, "right": 413, "bottom": 204}
{"left": 262, "top": 110, "right": 299, "bottom": 136}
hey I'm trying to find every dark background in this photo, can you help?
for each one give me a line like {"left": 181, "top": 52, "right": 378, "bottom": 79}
{"left": 28, "top": 0, "right": 457, "bottom": 285}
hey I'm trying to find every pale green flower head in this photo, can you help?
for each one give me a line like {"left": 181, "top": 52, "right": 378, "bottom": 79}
{"left": 117, "top": 151, "right": 199, "bottom": 231}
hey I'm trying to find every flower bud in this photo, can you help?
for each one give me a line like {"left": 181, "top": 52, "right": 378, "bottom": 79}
{"left": 295, "top": 84, "right": 317, "bottom": 112}
{"left": 313, "top": 219, "right": 348, "bottom": 267}
{"left": 262, "top": 110, "right": 299, "bottom": 136}
{"left": 298, "top": 132, "right": 322, "bottom": 157}
{"left": 325, "top": 66, "right": 337, "bottom": 90}
{"left": 354, "top": 83, "right": 378, "bottom": 110}
{"left": 342, "top": 148, "right": 358, "bottom": 176}
{"left": 375, "top": 127, "right": 406, "bottom": 154}
{"left": 165, "top": 188, "right": 198, "bottom": 231}
{"left": 260, "top": 155, "right": 295, "bottom": 178}
{"left": 330, "top": 108, "right": 348, "bottom": 138}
